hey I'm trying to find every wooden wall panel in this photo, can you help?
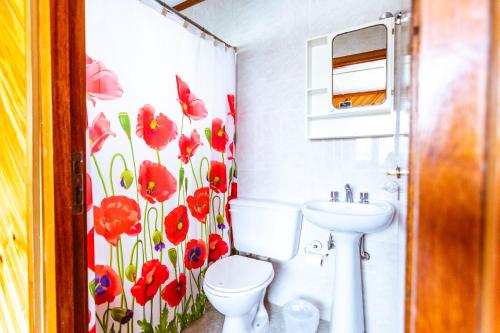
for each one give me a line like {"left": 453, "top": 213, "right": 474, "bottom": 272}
{"left": 0, "top": 0, "right": 30, "bottom": 331}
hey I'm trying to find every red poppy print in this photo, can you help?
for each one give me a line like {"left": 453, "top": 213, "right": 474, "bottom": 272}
{"left": 176, "top": 75, "right": 208, "bottom": 121}
{"left": 138, "top": 160, "right": 177, "bottom": 204}
{"left": 94, "top": 265, "right": 122, "bottom": 305}
{"left": 208, "top": 233, "right": 229, "bottom": 263}
{"left": 178, "top": 129, "right": 201, "bottom": 164}
{"left": 89, "top": 112, "right": 116, "bottom": 154}
{"left": 130, "top": 259, "right": 169, "bottom": 306}
{"left": 211, "top": 118, "right": 229, "bottom": 153}
{"left": 87, "top": 227, "right": 95, "bottom": 271}
{"left": 161, "top": 273, "right": 187, "bottom": 307}
{"left": 228, "top": 142, "right": 235, "bottom": 161}
{"left": 227, "top": 94, "right": 235, "bottom": 119}
{"left": 88, "top": 310, "right": 95, "bottom": 333}
{"left": 136, "top": 104, "right": 178, "bottom": 151}
{"left": 186, "top": 187, "right": 210, "bottom": 223}
{"left": 184, "top": 239, "right": 207, "bottom": 270}
{"left": 86, "top": 173, "right": 92, "bottom": 212}
{"left": 94, "top": 196, "right": 142, "bottom": 246}
{"left": 209, "top": 160, "right": 227, "bottom": 193}
{"left": 164, "top": 205, "right": 190, "bottom": 246}
{"left": 86, "top": 55, "right": 123, "bottom": 106}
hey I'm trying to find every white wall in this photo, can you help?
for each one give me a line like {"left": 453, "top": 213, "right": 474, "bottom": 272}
{"left": 184, "top": 1, "right": 410, "bottom": 332}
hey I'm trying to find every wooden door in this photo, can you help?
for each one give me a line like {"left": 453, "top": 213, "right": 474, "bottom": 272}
{"left": 406, "top": 0, "right": 499, "bottom": 332}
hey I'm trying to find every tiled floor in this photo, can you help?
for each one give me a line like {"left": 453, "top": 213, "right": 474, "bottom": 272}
{"left": 184, "top": 302, "right": 330, "bottom": 333}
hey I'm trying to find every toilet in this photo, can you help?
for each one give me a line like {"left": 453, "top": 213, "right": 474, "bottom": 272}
{"left": 203, "top": 198, "right": 303, "bottom": 333}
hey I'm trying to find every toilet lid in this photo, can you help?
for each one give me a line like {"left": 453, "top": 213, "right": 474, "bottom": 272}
{"left": 204, "top": 255, "right": 274, "bottom": 293}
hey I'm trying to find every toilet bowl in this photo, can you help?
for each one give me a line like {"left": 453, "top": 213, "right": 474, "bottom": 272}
{"left": 204, "top": 255, "right": 274, "bottom": 333}
{"left": 203, "top": 198, "right": 303, "bottom": 333}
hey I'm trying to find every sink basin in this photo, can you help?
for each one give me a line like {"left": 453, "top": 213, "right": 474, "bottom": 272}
{"left": 301, "top": 199, "right": 395, "bottom": 333}
{"left": 302, "top": 200, "right": 395, "bottom": 233}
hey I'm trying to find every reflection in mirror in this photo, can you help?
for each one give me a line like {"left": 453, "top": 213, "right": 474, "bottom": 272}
{"left": 332, "top": 25, "right": 387, "bottom": 109}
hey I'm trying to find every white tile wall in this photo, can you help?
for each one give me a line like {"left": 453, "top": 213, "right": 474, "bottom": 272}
{"left": 184, "top": 1, "right": 411, "bottom": 332}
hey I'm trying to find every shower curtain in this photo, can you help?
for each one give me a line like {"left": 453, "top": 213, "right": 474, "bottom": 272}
{"left": 85, "top": 0, "right": 236, "bottom": 332}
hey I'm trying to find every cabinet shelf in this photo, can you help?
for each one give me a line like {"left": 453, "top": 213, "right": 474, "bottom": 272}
{"left": 307, "top": 87, "right": 328, "bottom": 94}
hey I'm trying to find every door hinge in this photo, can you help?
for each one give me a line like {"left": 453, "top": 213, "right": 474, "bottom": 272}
{"left": 72, "top": 151, "right": 84, "bottom": 215}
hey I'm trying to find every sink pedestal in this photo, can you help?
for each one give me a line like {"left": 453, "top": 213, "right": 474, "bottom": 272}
{"left": 331, "top": 232, "right": 364, "bottom": 333}
{"left": 301, "top": 199, "right": 395, "bottom": 333}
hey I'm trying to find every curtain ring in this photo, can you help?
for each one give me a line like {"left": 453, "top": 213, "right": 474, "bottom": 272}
{"left": 200, "top": 32, "right": 207, "bottom": 39}
{"left": 161, "top": 8, "right": 168, "bottom": 16}
{"left": 183, "top": 20, "right": 189, "bottom": 29}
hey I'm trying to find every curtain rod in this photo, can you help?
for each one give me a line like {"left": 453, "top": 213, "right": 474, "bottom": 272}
{"left": 150, "top": 0, "right": 236, "bottom": 50}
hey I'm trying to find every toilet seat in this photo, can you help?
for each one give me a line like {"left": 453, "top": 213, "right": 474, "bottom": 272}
{"left": 204, "top": 255, "right": 274, "bottom": 294}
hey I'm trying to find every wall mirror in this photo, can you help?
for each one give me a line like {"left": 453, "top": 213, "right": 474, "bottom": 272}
{"left": 332, "top": 24, "right": 388, "bottom": 110}
{"left": 306, "top": 18, "right": 395, "bottom": 139}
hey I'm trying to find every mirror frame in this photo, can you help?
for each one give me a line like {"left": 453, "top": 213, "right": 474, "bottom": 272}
{"left": 305, "top": 17, "right": 396, "bottom": 140}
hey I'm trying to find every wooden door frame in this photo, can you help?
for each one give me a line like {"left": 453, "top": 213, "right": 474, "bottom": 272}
{"left": 406, "top": 0, "right": 499, "bottom": 332}
{"left": 482, "top": 0, "right": 500, "bottom": 331}
{"left": 50, "top": 0, "right": 88, "bottom": 332}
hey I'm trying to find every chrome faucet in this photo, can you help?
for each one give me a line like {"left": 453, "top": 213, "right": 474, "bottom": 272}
{"left": 345, "top": 184, "right": 354, "bottom": 203}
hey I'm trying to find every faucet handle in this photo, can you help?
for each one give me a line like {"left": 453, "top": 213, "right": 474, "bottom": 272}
{"left": 330, "top": 191, "right": 340, "bottom": 202}
{"left": 359, "top": 192, "right": 369, "bottom": 204}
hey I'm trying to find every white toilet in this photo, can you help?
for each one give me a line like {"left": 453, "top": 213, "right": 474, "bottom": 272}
{"left": 203, "top": 198, "right": 303, "bottom": 333}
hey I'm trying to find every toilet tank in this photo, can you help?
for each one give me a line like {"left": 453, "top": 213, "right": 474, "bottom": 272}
{"left": 229, "top": 198, "right": 302, "bottom": 261}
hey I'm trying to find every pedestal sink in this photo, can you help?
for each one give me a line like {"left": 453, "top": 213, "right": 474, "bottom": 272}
{"left": 301, "top": 200, "right": 395, "bottom": 333}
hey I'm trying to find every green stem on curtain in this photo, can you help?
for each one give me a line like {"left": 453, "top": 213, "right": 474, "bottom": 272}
{"left": 104, "top": 244, "right": 113, "bottom": 332}
{"left": 150, "top": 299, "right": 153, "bottom": 324}
{"left": 183, "top": 180, "right": 187, "bottom": 203}
{"left": 211, "top": 195, "right": 221, "bottom": 234}
{"left": 177, "top": 115, "right": 185, "bottom": 205}
{"left": 116, "top": 244, "right": 125, "bottom": 307}
{"left": 221, "top": 153, "right": 227, "bottom": 238}
{"left": 156, "top": 151, "right": 165, "bottom": 254}
{"left": 208, "top": 190, "right": 213, "bottom": 234}
{"left": 108, "top": 153, "right": 128, "bottom": 195}
{"left": 180, "top": 241, "right": 186, "bottom": 276}
{"left": 92, "top": 154, "right": 109, "bottom": 197}
{"left": 189, "top": 159, "right": 200, "bottom": 188}
{"left": 156, "top": 150, "right": 165, "bottom": 315}
{"left": 147, "top": 207, "right": 158, "bottom": 259}
{"left": 127, "top": 138, "right": 140, "bottom": 203}
{"left": 198, "top": 157, "right": 209, "bottom": 188}
{"left": 96, "top": 314, "right": 106, "bottom": 332}
{"left": 102, "top": 308, "right": 112, "bottom": 333}
{"left": 119, "top": 240, "right": 128, "bottom": 308}
{"left": 130, "top": 240, "right": 144, "bottom": 333}
{"left": 221, "top": 153, "right": 226, "bottom": 221}
{"left": 142, "top": 201, "right": 149, "bottom": 260}
{"left": 188, "top": 271, "right": 195, "bottom": 310}
{"left": 128, "top": 239, "right": 144, "bottom": 265}
{"left": 189, "top": 270, "right": 200, "bottom": 293}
